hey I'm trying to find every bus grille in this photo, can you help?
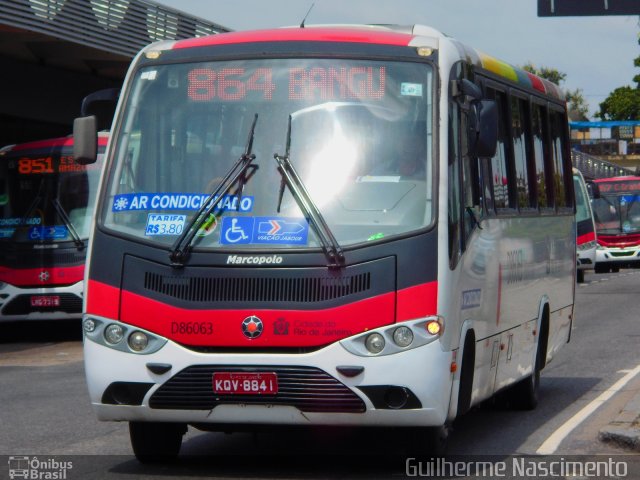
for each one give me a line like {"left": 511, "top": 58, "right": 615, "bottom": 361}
{"left": 148, "top": 365, "right": 366, "bottom": 413}
{"left": 1, "top": 293, "right": 82, "bottom": 315}
{"left": 609, "top": 251, "right": 635, "bottom": 257}
{"left": 144, "top": 272, "right": 371, "bottom": 303}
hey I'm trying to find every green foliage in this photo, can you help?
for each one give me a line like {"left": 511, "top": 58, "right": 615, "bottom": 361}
{"left": 597, "top": 86, "right": 640, "bottom": 121}
{"left": 521, "top": 62, "right": 566, "bottom": 86}
{"left": 596, "top": 35, "right": 640, "bottom": 120}
{"left": 566, "top": 88, "right": 589, "bottom": 121}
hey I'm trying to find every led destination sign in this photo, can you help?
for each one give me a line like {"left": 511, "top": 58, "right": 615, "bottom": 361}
{"left": 187, "top": 66, "right": 387, "bottom": 102}
{"left": 15, "top": 156, "right": 96, "bottom": 175}
{"left": 596, "top": 180, "right": 640, "bottom": 194}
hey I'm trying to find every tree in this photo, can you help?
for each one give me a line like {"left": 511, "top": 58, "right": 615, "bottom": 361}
{"left": 521, "top": 62, "right": 590, "bottom": 120}
{"left": 597, "top": 86, "right": 640, "bottom": 120}
{"left": 566, "top": 88, "right": 590, "bottom": 121}
{"left": 522, "top": 62, "right": 566, "bottom": 85}
{"left": 596, "top": 35, "right": 640, "bottom": 120}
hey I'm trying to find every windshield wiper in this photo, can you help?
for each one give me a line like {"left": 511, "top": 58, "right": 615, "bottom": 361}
{"left": 52, "top": 199, "right": 84, "bottom": 250}
{"left": 13, "top": 178, "right": 46, "bottom": 239}
{"left": 169, "top": 113, "right": 259, "bottom": 267}
{"left": 274, "top": 115, "right": 345, "bottom": 269}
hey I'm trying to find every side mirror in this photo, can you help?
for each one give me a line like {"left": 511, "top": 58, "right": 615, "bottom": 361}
{"left": 73, "top": 115, "right": 98, "bottom": 165}
{"left": 80, "top": 88, "right": 119, "bottom": 131}
{"left": 475, "top": 100, "right": 498, "bottom": 158}
{"left": 466, "top": 99, "right": 497, "bottom": 158}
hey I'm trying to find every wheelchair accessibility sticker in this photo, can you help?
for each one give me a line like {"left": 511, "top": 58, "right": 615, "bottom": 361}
{"left": 220, "top": 217, "right": 309, "bottom": 245}
{"left": 28, "top": 225, "right": 68, "bottom": 240}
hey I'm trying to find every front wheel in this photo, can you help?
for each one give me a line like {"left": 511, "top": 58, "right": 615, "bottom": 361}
{"left": 594, "top": 264, "right": 608, "bottom": 274}
{"left": 129, "top": 422, "right": 187, "bottom": 463}
{"left": 404, "top": 425, "right": 450, "bottom": 457}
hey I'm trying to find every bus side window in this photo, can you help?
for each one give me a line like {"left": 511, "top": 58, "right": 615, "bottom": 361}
{"left": 486, "top": 88, "right": 512, "bottom": 213}
{"left": 511, "top": 95, "right": 535, "bottom": 210}
{"left": 532, "top": 103, "right": 553, "bottom": 210}
{"left": 549, "top": 108, "right": 572, "bottom": 209}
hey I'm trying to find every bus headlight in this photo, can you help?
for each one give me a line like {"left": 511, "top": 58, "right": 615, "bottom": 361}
{"left": 365, "top": 333, "right": 385, "bottom": 354}
{"left": 83, "top": 317, "right": 97, "bottom": 333}
{"left": 340, "top": 316, "right": 444, "bottom": 357}
{"left": 104, "top": 324, "right": 124, "bottom": 344}
{"left": 128, "top": 331, "right": 149, "bottom": 352}
{"left": 83, "top": 315, "right": 167, "bottom": 354}
{"left": 392, "top": 326, "right": 414, "bottom": 347}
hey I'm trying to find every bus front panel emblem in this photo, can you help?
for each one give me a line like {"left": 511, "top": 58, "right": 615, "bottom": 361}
{"left": 242, "top": 316, "right": 263, "bottom": 339}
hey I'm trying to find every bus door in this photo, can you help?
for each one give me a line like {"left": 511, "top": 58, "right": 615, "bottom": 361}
{"left": 447, "top": 67, "right": 501, "bottom": 403}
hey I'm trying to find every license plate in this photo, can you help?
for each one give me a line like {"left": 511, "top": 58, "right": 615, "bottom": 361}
{"left": 213, "top": 372, "right": 278, "bottom": 395}
{"left": 30, "top": 295, "right": 61, "bottom": 307}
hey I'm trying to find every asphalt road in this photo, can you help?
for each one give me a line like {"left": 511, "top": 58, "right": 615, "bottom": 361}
{"left": 1, "top": 269, "right": 639, "bottom": 479}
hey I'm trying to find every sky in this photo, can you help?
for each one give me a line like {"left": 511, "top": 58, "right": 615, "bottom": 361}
{"left": 154, "top": 0, "right": 639, "bottom": 119}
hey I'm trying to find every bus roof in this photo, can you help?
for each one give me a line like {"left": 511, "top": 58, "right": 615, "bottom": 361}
{"left": 155, "top": 24, "right": 563, "bottom": 101}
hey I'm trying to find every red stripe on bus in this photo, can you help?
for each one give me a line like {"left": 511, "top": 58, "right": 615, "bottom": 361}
{"left": 119, "top": 288, "right": 396, "bottom": 347}
{"left": 173, "top": 28, "right": 414, "bottom": 50}
{"left": 11, "top": 137, "right": 74, "bottom": 151}
{"left": 598, "top": 233, "right": 640, "bottom": 248}
{"left": 85, "top": 280, "right": 120, "bottom": 320}
{"left": 525, "top": 71, "right": 546, "bottom": 94}
{"left": 10, "top": 135, "right": 108, "bottom": 152}
{"left": 0, "top": 264, "right": 84, "bottom": 286}
{"left": 396, "top": 281, "right": 438, "bottom": 320}
{"left": 576, "top": 231, "right": 595, "bottom": 245}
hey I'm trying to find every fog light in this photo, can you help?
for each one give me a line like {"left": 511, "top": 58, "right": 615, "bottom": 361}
{"left": 365, "top": 333, "right": 385, "bottom": 354}
{"left": 392, "top": 326, "right": 413, "bottom": 347}
{"left": 128, "top": 331, "right": 149, "bottom": 352}
{"left": 83, "top": 318, "right": 96, "bottom": 333}
{"left": 426, "top": 320, "right": 441, "bottom": 336}
{"left": 104, "top": 324, "right": 124, "bottom": 344}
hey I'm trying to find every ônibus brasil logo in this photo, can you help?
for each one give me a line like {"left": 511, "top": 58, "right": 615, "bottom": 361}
{"left": 226, "top": 255, "right": 283, "bottom": 265}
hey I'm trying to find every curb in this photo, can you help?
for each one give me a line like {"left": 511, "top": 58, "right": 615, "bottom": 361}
{"left": 599, "top": 391, "right": 640, "bottom": 452}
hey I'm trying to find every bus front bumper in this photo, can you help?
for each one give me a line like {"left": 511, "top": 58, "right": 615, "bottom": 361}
{"left": 84, "top": 332, "right": 454, "bottom": 428}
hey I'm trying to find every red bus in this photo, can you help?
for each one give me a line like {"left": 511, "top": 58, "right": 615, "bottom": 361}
{"left": 591, "top": 176, "right": 640, "bottom": 273}
{"left": 0, "top": 134, "right": 106, "bottom": 321}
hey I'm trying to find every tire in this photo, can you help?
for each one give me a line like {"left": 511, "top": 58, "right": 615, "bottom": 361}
{"left": 507, "top": 340, "right": 542, "bottom": 411}
{"left": 457, "top": 335, "right": 475, "bottom": 417}
{"left": 576, "top": 269, "right": 584, "bottom": 283}
{"left": 594, "top": 264, "right": 609, "bottom": 274}
{"left": 405, "top": 425, "right": 450, "bottom": 457}
{"left": 129, "top": 422, "right": 187, "bottom": 463}
{"left": 611, "top": 266, "right": 620, "bottom": 273}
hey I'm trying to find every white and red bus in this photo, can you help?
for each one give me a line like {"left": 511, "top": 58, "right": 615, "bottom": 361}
{"left": 74, "top": 25, "right": 575, "bottom": 459}
{"left": 573, "top": 168, "right": 597, "bottom": 282}
{"left": 0, "top": 135, "right": 106, "bottom": 321}
{"left": 592, "top": 176, "right": 640, "bottom": 273}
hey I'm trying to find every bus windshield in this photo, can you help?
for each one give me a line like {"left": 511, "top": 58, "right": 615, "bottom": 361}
{"left": 0, "top": 139, "right": 103, "bottom": 245}
{"left": 102, "top": 58, "right": 434, "bottom": 249}
{"left": 573, "top": 174, "right": 592, "bottom": 225}
{"left": 592, "top": 193, "right": 640, "bottom": 235}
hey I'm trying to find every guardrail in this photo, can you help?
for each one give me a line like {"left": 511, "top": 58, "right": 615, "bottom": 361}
{"left": 572, "top": 149, "right": 634, "bottom": 180}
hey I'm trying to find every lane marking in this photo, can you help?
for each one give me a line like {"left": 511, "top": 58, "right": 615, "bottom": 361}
{"left": 536, "top": 363, "right": 640, "bottom": 454}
